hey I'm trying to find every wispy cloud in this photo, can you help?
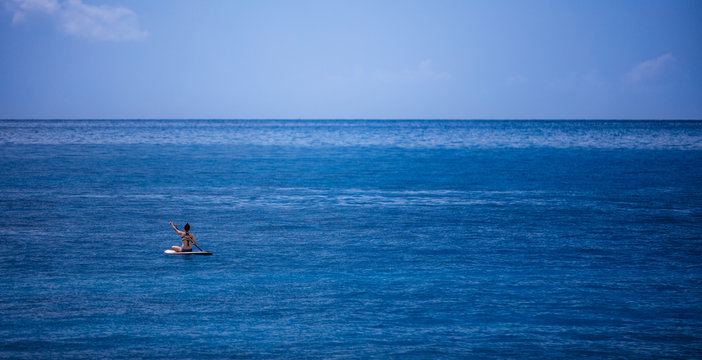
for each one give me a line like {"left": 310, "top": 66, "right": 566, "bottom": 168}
{"left": 506, "top": 75, "right": 527, "bottom": 86}
{"left": 59, "top": 0, "right": 146, "bottom": 41}
{"left": 4, "top": 0, "right": 146, "bottom": 41}
{"left": 625, "top": 53, "right": 676, "bottom": 83}
{"left": 374, "top": 60, "right": 450, "bottom": 83}
{"left": 5, "top": 0, "right": 59, "bottom": 24}
{"left": 416, "top": 60, "right": 449, "bottom": 81}
{"left": 327, "top": 60, "right": 450, "bottom": 85}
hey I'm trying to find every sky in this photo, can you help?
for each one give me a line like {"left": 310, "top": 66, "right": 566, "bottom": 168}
{"left": 0, "top": 0, "right": 701, "bottom": 119}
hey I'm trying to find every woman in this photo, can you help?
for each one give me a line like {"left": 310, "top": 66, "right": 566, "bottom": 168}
{"left": 170, "top": 221, "right": 196, "bottom": 252}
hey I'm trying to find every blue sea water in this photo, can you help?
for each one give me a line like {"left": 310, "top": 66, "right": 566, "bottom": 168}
{"left": 0, "top": 120, "right": 701, "bottom": 359}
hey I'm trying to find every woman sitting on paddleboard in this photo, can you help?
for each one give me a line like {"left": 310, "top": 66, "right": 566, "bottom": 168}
{"left": 170, "top": 222, "right": 196, "bottom": 252}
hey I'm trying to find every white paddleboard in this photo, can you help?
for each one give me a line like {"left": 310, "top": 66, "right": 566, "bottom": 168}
{"left": 164, "top": 249, "right": 212, "bottom": 255}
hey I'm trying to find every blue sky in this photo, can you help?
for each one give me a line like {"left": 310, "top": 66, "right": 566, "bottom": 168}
{"left": 1, "top": 0, "right": 700, "bottom": 119}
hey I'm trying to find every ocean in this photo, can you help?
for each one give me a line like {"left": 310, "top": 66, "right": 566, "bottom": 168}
{"left": 0, "top": 120, "right": 701, "bottom": 359}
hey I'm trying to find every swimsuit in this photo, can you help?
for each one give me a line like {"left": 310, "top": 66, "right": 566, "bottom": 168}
{"left": 180, "top": 232, "right": 194, "bottom": 250}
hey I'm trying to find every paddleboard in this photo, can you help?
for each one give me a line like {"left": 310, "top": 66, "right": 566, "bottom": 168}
{"left": 164, "top": 249, "right": 212, "bottom": 255}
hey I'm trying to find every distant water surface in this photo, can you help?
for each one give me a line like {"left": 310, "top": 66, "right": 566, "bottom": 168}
{"left": 0, "top": 120, "right": 701, "bottom": 359}
{"left": 2, "top": 119, "right": 701, "bottom": 149}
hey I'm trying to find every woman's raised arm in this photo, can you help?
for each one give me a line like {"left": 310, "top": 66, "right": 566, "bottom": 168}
{"left": 169, "top": 221, "right": 184, "bottom": 235}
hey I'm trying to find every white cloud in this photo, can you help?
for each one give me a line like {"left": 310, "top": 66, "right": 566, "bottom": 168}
{"left": 4, "top": 0, "right": 146, "bottom": 41}
{"left": 625, "top": 53, "right": 676, "bottom": 83}
{"left": 5, "top": 0, "right": 59, "bottom": 23}
{"left": 59, "top": 0, "right": 146, "bottom": 41}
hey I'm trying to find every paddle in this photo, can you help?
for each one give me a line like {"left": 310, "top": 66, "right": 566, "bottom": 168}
{"left": 191, "top": 239, "right": 212, "bottom": 255}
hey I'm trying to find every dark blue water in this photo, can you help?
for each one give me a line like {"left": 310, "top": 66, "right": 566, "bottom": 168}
{"left": 1, "top": 120, "right": 701, "bottom": 359}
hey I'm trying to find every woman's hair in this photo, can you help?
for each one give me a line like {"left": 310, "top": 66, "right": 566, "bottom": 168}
{"left": 184, "top": 223, "right": 190, "bottom": 232}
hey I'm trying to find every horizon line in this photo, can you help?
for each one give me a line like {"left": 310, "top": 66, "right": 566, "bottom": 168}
{"left": 2, "top": 118, "right": 701, "bottom": 121}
